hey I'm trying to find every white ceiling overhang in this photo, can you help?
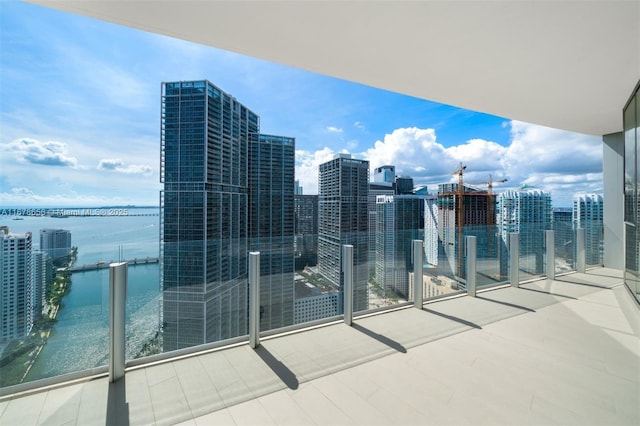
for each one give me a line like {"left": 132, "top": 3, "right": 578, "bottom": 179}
{"left": 26, "top": 0, "right": 640, "bottom": 136}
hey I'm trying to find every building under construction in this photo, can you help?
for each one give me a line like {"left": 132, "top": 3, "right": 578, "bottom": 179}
{"left": 436, "top": 183, "right": 498, "bottom": 281}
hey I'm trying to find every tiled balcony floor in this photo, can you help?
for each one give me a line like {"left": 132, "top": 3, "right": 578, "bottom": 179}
{"left": 1, "top": 268, "right": 638, "bottom": 425}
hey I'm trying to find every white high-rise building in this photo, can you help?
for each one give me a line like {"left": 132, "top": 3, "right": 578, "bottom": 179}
{"left": 497, "top": 189, "right": 552, "bottom": 274}
{"left": 0, "top": 227, "right": 34, "bottom": 342}
{"left": 424, "top": 196, "right": 439, "bottom": 266}
{"left": 573, "top": 194, "right": 604, "bottom": 265}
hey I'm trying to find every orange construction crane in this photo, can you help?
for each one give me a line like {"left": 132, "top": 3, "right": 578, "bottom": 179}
{"left": 485, "top": 174, "right": 508, "bottom": 195}
{"left": 452, "top": 163, "right": 466, "bottom": 278}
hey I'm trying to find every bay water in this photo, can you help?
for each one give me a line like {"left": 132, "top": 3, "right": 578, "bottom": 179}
{"left": 0, "top": 207, "right": 161, "bottom": 382}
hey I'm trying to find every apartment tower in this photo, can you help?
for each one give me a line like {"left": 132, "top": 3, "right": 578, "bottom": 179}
{"left": 0, "top": 227, "right": 33, "bottom": 343}
{"left": 39, "top": 229, "right": 71, "bottom": 266}
{"left": 375, "top": 194, "right": 427, "bottom": 298}
{"left": 573, "top": 194, "right": 604, "bottom": 265}
{"left": 497, "top": 189, "right": 552, "bottom": 274}
{"left": 318, "top": 154, "right": 369, "bottom": 312}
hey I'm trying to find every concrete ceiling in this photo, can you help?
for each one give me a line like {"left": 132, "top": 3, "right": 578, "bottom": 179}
{"left": 27, "top": 1, "right": 640, "bottom": 136}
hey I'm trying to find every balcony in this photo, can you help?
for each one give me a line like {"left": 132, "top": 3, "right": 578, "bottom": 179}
{"left": 1, "top": 265, "right": 638, "bottom": 425}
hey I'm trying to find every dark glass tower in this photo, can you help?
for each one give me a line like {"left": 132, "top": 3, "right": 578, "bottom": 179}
{"left": 318, "top": 154, "right": 369, "bottom": 312}
{"left": 161, "top": 80, "right": 295, "bottom": 350}
{"left": 294, "top": 194, "right": 319, "bottom": 269}
{"left": 161, "top": 81, "right": 257, "bottom": 350}
{"left": 248, "top": 133, "right": 295, "bottom": 331}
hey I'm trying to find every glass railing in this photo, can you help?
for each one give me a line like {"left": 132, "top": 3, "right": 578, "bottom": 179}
{"left": 464, "top": 225, "right": 509, "bottom": 289}
{"left": 585, "top": 224, "right": 604, "bottom": 268}
{"left": 517, "top": 224, "right": 548, "bottom": 282}
{"left": 0, "top": 216, "right": 599, "bottom": 392}
{"left": 553, "top": 220, "right": 576, "bottom": 275}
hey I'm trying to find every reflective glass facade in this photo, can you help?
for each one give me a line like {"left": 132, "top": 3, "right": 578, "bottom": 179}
{"left": 318, "top": 155, "right": 369, "bottom": 312}
{"left": 623, "top": 82, "right": 640, "bottom": 303}
{"left": 248, "top": 133, "right": 295, "bottom": 331}
{"left": 161, "top": 81, "right": 257, "bottom": 350}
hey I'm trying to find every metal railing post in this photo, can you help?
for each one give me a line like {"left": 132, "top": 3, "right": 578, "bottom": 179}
{"left": 249, "top": 252, "right": 260, "bottom": 349}
{"left": 413, "top": 240, "right": 424, "bottom": 309}
{"left": 576, "top": 228, "right": 586, "bottom": 273}
{"left": 545, "top": 230, "right": 555, "bottom": 280}
{"left": 509, "top": 232, "right": 520, "bottom": 287}
{"left": 343, "top": 245, "right": 353, "bottom": 326}
{"left": 466, "top": 236, "right": 477, "bottom": 297}
{"left": 109, "top": 262, "right": 127, "bottom": 383}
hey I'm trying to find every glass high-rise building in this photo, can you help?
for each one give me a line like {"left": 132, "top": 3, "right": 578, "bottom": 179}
{"left": 294, "top": 194, "right": 318, "bottom": 269}
{"left": 39, "top": 229, "right": 71, "bottom": 266}
{"left": 161, "top": 80, "right": 294, "bottom": 350}
{"left": 375, "top": 194, "right": 426, "bottom": 298}
{"left": 318, "top": 154, "right": 369, "bottom": 312}
{"left": 248, "top": 133, "right": 295, "bottom": 332}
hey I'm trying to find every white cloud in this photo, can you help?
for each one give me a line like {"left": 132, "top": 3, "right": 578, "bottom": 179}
{"left": 326, "top": 126, "right": 343, "bottom": 133}
{"left": 354, "top": 121, "right": 366, "bottom": 131}
{"left": 296, "top": 121, "right": 602, "bottom": 206}
{"left": 97, "top": 159, "right": 153, "bottom": 175}
{"left": 4, "top": 138, "right": 78, "bottom": 167}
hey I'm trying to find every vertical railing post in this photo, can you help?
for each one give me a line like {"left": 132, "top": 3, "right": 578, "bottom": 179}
{"left": 412, "top": 240, "right": 424, "bottom": 309}
{"left": 466, "top": 236, "right": 477, "bottom": 297}
{"left": 545, "top": 230, "right": 555, "bottom": 280}
{"left": 509, "top": 232, "right": 520, "bottom": 287}
{"left": 576, "top": 227, "right": 586, "bottom": 273}
{"left": 343, "top": 245, "right": 353, "bottom": 326}
{"left": 249, "top": 251, "right": 260, "bottom": 349}
{"left": 109, "top": 262, "right": 127, "bottom": 383}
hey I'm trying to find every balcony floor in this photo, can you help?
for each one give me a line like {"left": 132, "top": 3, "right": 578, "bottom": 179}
{"left": 1, "top": 268, "right": 638, "bottom": 425}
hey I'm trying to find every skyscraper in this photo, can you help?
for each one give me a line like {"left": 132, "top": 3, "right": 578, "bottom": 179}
{"left": 161, "top": 80, "right": 295, "bottom": 350}
{"left": 248, "top": 133, "right": 295, "bottom": 331}
{"left": 0, "top": 227, "right": 33, "bottom": 343}
{"left": 318, "top": 154, "right": 369, "bottom": 312}
{"left": 32, "top": 250, "right": 51, "bottom": 321}
{"left": 497, "top": 189, "right": 552, "bottom": 274}
{"left": 573, "top": 194, "right": 604, "bottom": 265}
{"left": 294, "top": 194, "right": 318, "bottom": 269}
{"left": 375, "top": 194, "right": 426, "bottom": 298}
{"left": 39, "top": 229, "right": 71, "bottom": 266}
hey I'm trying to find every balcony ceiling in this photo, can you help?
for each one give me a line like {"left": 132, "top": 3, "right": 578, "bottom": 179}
{"left": 28, "top": 1, "right": 640, "bottom": 136}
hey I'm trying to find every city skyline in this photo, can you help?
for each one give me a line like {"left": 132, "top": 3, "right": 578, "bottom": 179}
{"left": 1, "top": 2, "right": 603, "bottom": 208}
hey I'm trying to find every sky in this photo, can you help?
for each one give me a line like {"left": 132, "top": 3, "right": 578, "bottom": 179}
{"left": 0, "top": 2, "right": 604, "bottom": 208}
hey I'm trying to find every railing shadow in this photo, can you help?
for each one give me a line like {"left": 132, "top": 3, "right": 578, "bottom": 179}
{"left": 476, "top": 295, "right": 536, "bottom": 312}
{"left": 351, "top": 323, "right": 407, "bottom": 353}
{"left": 254, "top": 345, "right": 299, "bottom": 390}
{"left": 518, "top": 285, "right": 578, "bottom": 300}
{"left": 106, "top": 377, "right": 129, "bottom": 426}
{"left": 422, "top": 307, "right": 482, "bottom": 329}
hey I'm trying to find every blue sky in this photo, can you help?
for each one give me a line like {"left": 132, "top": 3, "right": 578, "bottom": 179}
{"left": 0, "top": 2, "right": 603, "bottom": 208}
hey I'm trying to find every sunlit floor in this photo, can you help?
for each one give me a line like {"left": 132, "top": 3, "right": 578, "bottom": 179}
{"left": 1, "top": 268, "right": 638, "bottom": 425}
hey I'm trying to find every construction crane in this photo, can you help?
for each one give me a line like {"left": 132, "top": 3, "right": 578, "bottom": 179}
{"left": 485, "top": 174, "right": 508, "bottom": 195}
{"left": 469, "top": 174, "right": 508, "bottom": 225}
{"left": 452, "top": 163, "right": 466, "bottom": 279}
